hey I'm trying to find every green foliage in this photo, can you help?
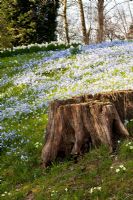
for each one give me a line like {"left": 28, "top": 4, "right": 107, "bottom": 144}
{"left": 126, "top": 119, "right": 133, "bottom": 136}
{"left": 0, "top": 42, "right": 79, "bottom": 57}
{"left": 36, "top": 0, "right": 60, "bottom": 43}
{"left": 118, "top": 140, "right": 133, "bottom": 159}
{"left": 0, "top": 0, "right": 59, "bottom": 47}
{"left": 0, "top": 0, "right": 36, "bottom": 46}
{"left": 70, "top": 46, "right": 80, "bottom": 55}
{"left": 0, "top": 6, "right": 12, "bottom": 49}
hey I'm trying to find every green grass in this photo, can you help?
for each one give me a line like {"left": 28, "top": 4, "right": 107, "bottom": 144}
{"left": 0, "top": 51, "right": 50, "bottom": 78}
{"left": 1, "top": 141, "right": 133, "bottom": 200}
{"left": 0, "top": 43, "right": 133, "bottom": 200}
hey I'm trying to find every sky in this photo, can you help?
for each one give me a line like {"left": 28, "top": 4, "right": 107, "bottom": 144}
{"left": 68, "top": 0, "right": 133, "bottom": 16}
{"left": 57, "top": 0, "right": 133, "bottom": 41}
{"left": 68, "top": 0, "right": 133, "bottom": 25}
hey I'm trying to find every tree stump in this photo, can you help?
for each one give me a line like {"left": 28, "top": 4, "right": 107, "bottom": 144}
{"left": 41, "top": 90, "right": 133, "bottom": 167}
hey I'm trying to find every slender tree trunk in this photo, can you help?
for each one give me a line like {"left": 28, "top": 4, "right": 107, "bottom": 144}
{"left": 97, "top": 0, "right": 105, "bottom": 43}
{"left": 86, "top": 0, "right": 92, "bottom": 43}
{"left": 78, "top": 0, "right": 89, "bottom": 44}
{"left": 121, "top": 8, "right": 128, "bottom": 32}
{"left": 86, "top": 26, "right": 91, "bottom": 43}
{"left": 63, "top": 0, "right": 70, "bottom": 44}
{"left": 113, "top": 0, "right": 127, "bottom": 38}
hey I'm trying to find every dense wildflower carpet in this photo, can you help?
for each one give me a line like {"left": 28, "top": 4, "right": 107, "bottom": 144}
{"left": 0, "top": 41, "right": 133, "bottom": 200}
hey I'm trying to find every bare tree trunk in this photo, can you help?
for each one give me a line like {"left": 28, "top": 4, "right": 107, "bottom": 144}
{"left": 97, "top": 0, "right": 105, "bottom": 43}
{"left": 113, "top": 0, "right": 128, "bottom": 38}
{"left": 86, "top": 26, "right": 91, "bottom": 43}
{"left": 41, "top": 90, "right": 133, "bottom": 167}
{"left": 121, "top": 7, "right": 128, "bottom": 32}
{"left": 78, "top": 0, "right": 89, "bottom": 44}
{"left": 63, "top": 0, "right": 70, "bottom": 44}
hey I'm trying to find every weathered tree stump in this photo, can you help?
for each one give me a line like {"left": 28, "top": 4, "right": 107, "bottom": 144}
{"left": 41, "top": 90, "right": 133, "bottom": 167}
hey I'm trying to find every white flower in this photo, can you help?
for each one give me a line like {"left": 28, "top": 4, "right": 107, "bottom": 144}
{"left": 89, "top": 188, "right": 94, "bottom": 194}
{"left": 89, "top": 186, "right": 101, "bottom": 193}
{"left": 129, "top": 146, "right": 133, "bottom": 150}
{"left": 97, "top": 187, "right": 101, "bottom": 191}
{"left": 65, "top": 188, "right": 68, "bottom": 192}
{"left": 51, "top": 190, "right": 57, "bottom": 196}
{"left": 124, "top": 120, "right": 128, "bottom": 126}
{"left": 119, "top": 164, "right": 126, "bottom": 171}
{"left": 116, "top": 168, "right": 120, "bottom": 173}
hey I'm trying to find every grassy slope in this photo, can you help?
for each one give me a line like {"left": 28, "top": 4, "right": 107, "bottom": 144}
{"left": 0, "top": 42, "right": 133, "bottom": 200}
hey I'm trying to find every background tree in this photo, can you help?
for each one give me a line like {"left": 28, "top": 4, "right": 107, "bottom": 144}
{"left": 36, "top": 0, "right": 59, "bottom": 43}
{"left": 63, "top": 0, "right": 70, "bottom": 44}
{"left": 0, "top": 2, "right": 12, "bottom": 49}
{"left": 1, "top": 0, "right": 37, "bottom": 46}
{"left": 1, "top": 0, "right": 133, "bottom": 48}
{"left": 78, "top": 0, "right": 89, "bottom": 44}
{"left": 97, "top": 0, "right": 105, "bottom": 43}
{"left": 56, "top": 0, "right": 80, "bottom": 42}
{"left": 0, "top": 0, "right": 59, "bottom": 47}
{"left": 104, "top": 0, "right": 133, "bottom": 40}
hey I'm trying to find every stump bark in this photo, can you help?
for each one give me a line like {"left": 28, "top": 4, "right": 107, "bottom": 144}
{"left": 41, "top": 90, "right": 133, "bottom": 167}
